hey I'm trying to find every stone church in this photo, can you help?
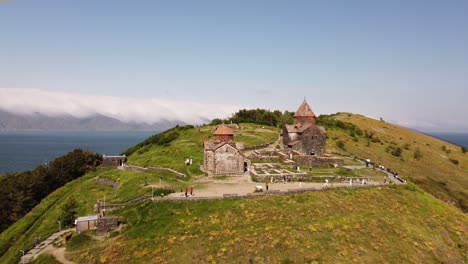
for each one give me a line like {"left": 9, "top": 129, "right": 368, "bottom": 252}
{"left": 282, "top": 100, "right": 327, "bottom": 156}
{"left": 203, "top": 125, "right": 247, "bottom": 176}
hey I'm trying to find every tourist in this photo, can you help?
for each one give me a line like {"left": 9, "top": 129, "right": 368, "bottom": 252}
{"left": 365, "top": 159, "right": 370, "bottom": 168}
{"left": 185, "top": 187, "right": 188, "bottom": 197}
{"left": 324, "top": 179, "right": 329, "bottom": 188}
{"left": 190, "top": 186, "right": 193, "bottom": 196}
{"left": 299, "top": 177, "right": 302, "bottom": 188}
{"left": 349, "top": 179, "right": 353, "bottom": 186}
{"left": 266, "top": 183, "right": 269, "bottom": 191}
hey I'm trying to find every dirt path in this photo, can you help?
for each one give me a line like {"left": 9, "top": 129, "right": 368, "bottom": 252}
{"left": 40, "top": 245, "right": 75, "bottom": 264}
{"left": 20, "top": 228, "right": 74, "bottom": 264}
{"left": 167, "top": 174, "right": 382, "bottom": 198}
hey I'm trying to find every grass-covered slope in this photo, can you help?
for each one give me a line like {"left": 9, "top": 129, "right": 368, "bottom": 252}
{"left": 0, "top": 167, "right": 183, "bottom": 264}
{"left": 125, "top": 123, "right": 279, "bottom": 176}
{"left": 66, "top": 185, "right": 467, "bottom": 263}
{"left": 2, "top": 119, "right": 467, "bottom": 263}
{"left": 322, "top": 113, "right": 468, "bottom": 212}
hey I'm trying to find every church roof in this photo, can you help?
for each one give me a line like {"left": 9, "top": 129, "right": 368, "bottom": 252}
{"left": 204, "top": 140, "right": 244, "bottom": 153}
{"left": 294, "top": 100, "right": 316, "bottom": 118}
{"left": 213, "top": 125, "right": 234, "bottom": 135}
{"left": 284, "top": 124, "right": 327, "bottom": 134}
{"left": 285, "top": 123, "right": 313, "bottom": 133}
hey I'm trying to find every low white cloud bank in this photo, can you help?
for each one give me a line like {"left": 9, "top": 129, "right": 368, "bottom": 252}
{"left": 0, "top": 88, "right": 240, "bottom": 124}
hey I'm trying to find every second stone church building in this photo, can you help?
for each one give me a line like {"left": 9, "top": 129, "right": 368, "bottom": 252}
{"left": 203, "top": 125, "right": 246, "bottom": 176}
{"left": 282, "top": 100, "right": 327, "bottom": 157}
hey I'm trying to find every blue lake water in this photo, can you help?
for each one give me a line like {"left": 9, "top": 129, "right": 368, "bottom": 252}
{"left": 427, "top": 132, "right": 468, "bottom": 148}
{"left": 0, "top": 131, "right": 156, "bottom": 174}
{"left": 0, "top": 130, "right": 466, "bottom": 175}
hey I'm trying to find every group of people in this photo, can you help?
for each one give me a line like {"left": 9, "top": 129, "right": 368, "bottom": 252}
{"left": 182, "top": 186, "right": 194, "bottom": 197}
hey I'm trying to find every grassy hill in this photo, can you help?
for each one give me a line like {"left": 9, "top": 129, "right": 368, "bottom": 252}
{"left": 321, "top": 113, "right": 468, "bottom": 212}
{"left": 64, "top": 185, "right": 466, "bottom": 263}
{"left": 1, "top": 120, "right": 467, "bottom": 263}
{"left": 124, "top": 123, "right": 279, "bottom": 176}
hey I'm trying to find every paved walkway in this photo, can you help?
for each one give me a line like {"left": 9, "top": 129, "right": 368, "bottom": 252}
{"left": 167, "top": 175, "right": 384, "bottom": 199}
{"left": 20, "top": 228, "right": 74, "bottom": 264}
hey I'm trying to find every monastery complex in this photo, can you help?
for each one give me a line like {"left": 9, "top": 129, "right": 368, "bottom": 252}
{"left": 202, "top": 100, "right": 342, "bottom": 176}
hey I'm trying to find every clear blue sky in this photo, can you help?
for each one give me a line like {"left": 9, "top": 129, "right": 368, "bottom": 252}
{"left": 1, "top": 0, "right": 467, "bottom": 131}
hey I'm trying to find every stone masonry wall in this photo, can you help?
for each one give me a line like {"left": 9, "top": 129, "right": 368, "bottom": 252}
{"left": 97, "top": 217, "right": 119, "bottom": 235}
{"left": 293, "top": 155, "right": 344, "bottom": 167}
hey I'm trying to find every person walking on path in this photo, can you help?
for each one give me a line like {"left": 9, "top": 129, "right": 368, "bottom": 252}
{"left": 299, "top": 178, "right": 302, "bottom": 188}
{"left": 185, "top": 187, "right": 188, "bottom": 197}
{"left": 266, "top": 183, "right": 269, "bottom": 191}
{"left": 190, "top": 186, "right": 193, "bottom": 196}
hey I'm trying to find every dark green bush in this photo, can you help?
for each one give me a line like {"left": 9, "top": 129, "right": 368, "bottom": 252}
{"left": 336, "top": 140, "right": 345, "bottom": 150}
{"left": 414, "top": 148, "right": 423, "bottom": 160}
{"left": 386, "top": 145, "right": 402, "bottom": 157}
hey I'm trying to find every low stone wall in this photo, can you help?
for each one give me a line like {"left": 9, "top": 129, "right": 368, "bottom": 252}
{"left": 252, "top": 174, "right": 369, "bottom": 183}
{"left": 94, "top": 178, "right": 119, "bottom": 189}
{"left": 249, "top": 156, "right": 280, "bottom": 162}
{"left": 243, "top": 141, "right": 275, "bottom": 151}
{"left": 293, "top": 155, "right": 344, "bottom": 167}
{"left": 97, "top": 217, "right": 119, "bottom": 235}
{"left": 122, "top": 165, "right": 186, "bottom": 178}
{"left": 121, "top": 165, "right": 148, "bottom": 172}
{"left": 252, "top": 173, "right": 308, "bottom": 182}
{"left": 148, "top": 167, "right": 186, "bottom": 178}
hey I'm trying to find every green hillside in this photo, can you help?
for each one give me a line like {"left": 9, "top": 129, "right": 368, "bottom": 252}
{"left": 65, "top": 185, "right": 467, "bottom": 263}
{"left": 125, "top": 123, "right": 279, "bottom": 176}
{"left": 1, "top": 119, "right": 467, "bottom": 263}
{"left": 322, "top": 113, "right": 468, "bottom": 212}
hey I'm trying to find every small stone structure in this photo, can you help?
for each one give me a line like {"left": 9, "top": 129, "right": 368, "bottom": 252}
{"left": 74, "top": 215, "right": 98, "bottom": 233}
{"left": 94, "top": 178, "right": 119, "bottom": 189}
{"left": 203, "top": 125, "right": 247, "bottom": 176}
{"left": 97, "top": 217, "right": 119, "bottom": 235}
{"left": 283, "top": 100, "right": 327, "bottom": 156}
{"left": 102, "top": 155, "right": 127, "bottom": 167}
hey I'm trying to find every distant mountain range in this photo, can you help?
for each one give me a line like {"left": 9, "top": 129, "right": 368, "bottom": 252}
{"left": 0, "top": 110, "right": 186, "bottom": 131}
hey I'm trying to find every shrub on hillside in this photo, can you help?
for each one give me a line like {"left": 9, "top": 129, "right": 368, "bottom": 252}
{"left": 227, "top": 109, "right": 294, "bottom": 127}
{"left": 336, "top": 140, "right": 345, "bottom": 150}
{"left": 59, "top": 197, "right": 78, "bottom": 228}
{"left": 462, "top": 146, "right": 467, "bottom": 153}
{"left": 386, "top": 145, "right": 402, "bottom": 157}
{"left": 449, "top": 158, "right": 459, "bottom": 165}
{"left": 210, "top": 118, "right": 224, "bottom": 125}
{"left": 413, "top": 148, "right": 423, "bottom": 160}
{"left": 441, "top": 145, "right": 451, "bottom": 154}
{"left": 317, "top": 115, "right": 363, "bottom": 136}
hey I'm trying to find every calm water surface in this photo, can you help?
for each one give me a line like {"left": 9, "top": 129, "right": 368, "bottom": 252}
{"left": 428, "top": 132, "right": 468, "bottom": 148}
{"left": 0, "top": 131, "right": 156, "bottom": 174}
{"left": 0, "top": 131, "right": 466, "bottom": 174}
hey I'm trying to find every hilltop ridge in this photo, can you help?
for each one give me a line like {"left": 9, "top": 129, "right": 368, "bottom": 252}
{"left": 0, "top": 113, "right": 466, "bottom": 264}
